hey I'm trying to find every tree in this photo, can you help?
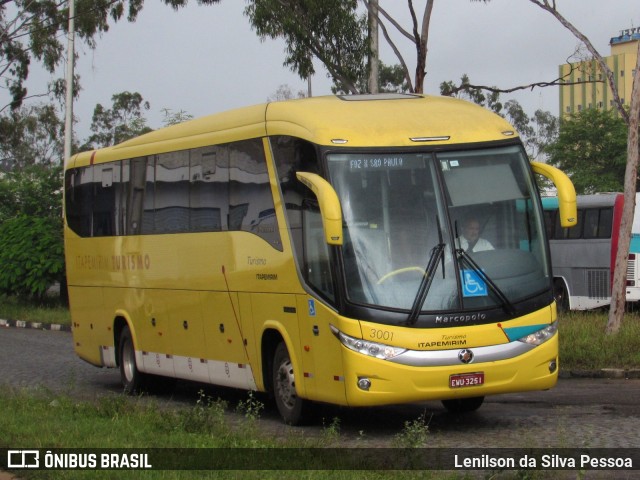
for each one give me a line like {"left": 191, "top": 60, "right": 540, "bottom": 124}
{"left": 0, "top": 164, "right": 64, "bottom": 300}
{"left": 82, "top": 91, "right": 152, "bottom": 149}
{"left": 362, "top": 0, "right": 435, "bottom": 93}
{"left": 245, "top": 0, "right": 370, "bottom": 94}
{"left": 440, "top": 76, "right": 558, "bottom": 162}
{"left": 378, "top": 61, "right": 411, "bottom": 93}
{"left": 441, "top": 74, "right": 502, "bottom": 114}
{"left": 0, "top": 103, "right": 64, "bottom": 171}
{"left": 544, "top": 108, "right": 628, "bottom": 194}
{"left": 267, "top": 84, "right": 307, "bottom": 102}
{"left": 161, "top": 108, "right": 194, "bottom": 127}
{"left": 1, "top": 0, "right": 221, "bottom": 111}
{"left": 527, "top": 0, "right": 640, "bottom": 334}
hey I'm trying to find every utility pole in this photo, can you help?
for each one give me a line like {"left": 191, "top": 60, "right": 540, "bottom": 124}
{"left": 368, "top": 0, "right": 379, "bottom": 94}
{"left": 64, "top": 0, "right": 75, "bottom": 164}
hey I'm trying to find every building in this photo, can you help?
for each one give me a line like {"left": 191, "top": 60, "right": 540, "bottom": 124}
{"left": 559, "top": 27, "right": 639, "bottom": 117}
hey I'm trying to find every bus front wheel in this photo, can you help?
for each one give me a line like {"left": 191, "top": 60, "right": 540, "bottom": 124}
{"left": 119, "top": 325, "right": 144, "bottom": 394}
{"left": 272, "top": 342, "right": 307, "bottom": 425}
{"left": 441, "top": 396, "right": 484, "bottom": 413}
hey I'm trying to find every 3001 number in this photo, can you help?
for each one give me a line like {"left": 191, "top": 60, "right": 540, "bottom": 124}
{"left": 370, "top": 329, "right": 394, "bottom": 342}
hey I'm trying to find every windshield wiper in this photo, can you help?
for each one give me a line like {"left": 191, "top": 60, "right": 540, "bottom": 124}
{"left": 407, "top": 243, "right": 445, "bottom": 325}
{"left": 456, "top": 249, "right": 516, "bottom": 316}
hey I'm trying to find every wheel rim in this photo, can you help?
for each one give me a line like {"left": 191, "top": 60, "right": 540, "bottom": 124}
{"left": 122, "top": 338, "right": 135, "bottom": 383}
{"left": 275, "top": 358, "right": 296, "bottom": 410}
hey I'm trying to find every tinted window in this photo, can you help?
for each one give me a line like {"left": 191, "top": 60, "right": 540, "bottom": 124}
{"left": 155, "top": 150, "right": 190, "bottom": 233}
{"left": 64, "top": 139, "right": 281, "bottom": 250}
{"left": 190, "top": 145, "right": 225, "bottom": 232}
{"left": 229, "top": 139, "right": 281, "bottom": 249}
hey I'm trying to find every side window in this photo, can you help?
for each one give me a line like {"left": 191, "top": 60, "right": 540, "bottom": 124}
{"left": 190, "top": 145, "right": 226, "bottom": 232}
{"left": 155, "top": 150, "right": 190, "bottom": 233}
{"left": 229, "top": 139, "right": 282, "bottom": 250}
{"left": 126, "top": 158, "right": 146, "bottom": 235}
{"left": 92, "top": 163, "right": 119, "bottom": 237}
{"left": 583, "top": 209, "right": 599, "bottom": 239}
{"left": 65, "top": 166, "right": 93, "bottom": 237}
{"left": 543, "top": 209, "right": 556, "bottom": 239}
{"left": 271, "top": 136, "right": 334, "bottom": 301}
{"left": 598, "top": 207, "right": 613, "bottom": 238}
{"left": 555, "top": 209, "right": 583, "bottom": 239}
{"left": 142, "top": 157, "right": 155, "bottom": 233}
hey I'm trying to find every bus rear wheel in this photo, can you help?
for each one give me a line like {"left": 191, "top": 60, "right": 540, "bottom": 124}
{"left": 441, "top": 396, "right": 484, "bottom": 413}
{"left": 119, "top": 325, "right": 144, "bottom": 394}
{"left": 272, "top": 342, "right": 308, "bottom": 425}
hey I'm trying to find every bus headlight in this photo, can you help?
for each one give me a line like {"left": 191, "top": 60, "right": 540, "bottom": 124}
{"left": 517, "top": 321, "right": 558, "bottom": 346}
{"left": 330, "top": 325, "right": 407, "bottom": 360}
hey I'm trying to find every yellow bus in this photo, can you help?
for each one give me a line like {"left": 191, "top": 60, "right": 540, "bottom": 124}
{"left": 64, "top": 94, "right": 576, "bottom": 424}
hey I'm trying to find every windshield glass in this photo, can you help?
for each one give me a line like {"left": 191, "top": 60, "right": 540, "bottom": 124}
{"left": 326, "top": 145, "right": 550, "bottom": 314}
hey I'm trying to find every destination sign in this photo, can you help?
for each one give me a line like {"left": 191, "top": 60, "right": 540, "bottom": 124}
{"left": 335, "top": 154, "right": 426, "bottom": 172}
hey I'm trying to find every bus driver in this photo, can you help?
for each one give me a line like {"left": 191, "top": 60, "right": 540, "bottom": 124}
{"left": 460, "top": 217, "right": 494, "bottom": 252}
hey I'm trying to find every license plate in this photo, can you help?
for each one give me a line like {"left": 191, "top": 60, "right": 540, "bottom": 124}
{"left": 449, "top": 372, "right": 484, "bottom": 388}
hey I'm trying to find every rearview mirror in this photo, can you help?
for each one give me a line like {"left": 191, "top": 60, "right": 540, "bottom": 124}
{"left": 531, "top": 162, "right": 577, "bottom": 228}
{"left": 296, "top": 172, "right": 343, "bottom": 245}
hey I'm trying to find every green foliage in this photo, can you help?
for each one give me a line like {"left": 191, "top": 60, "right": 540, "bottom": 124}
{"left": 1, "top": 1, "right": 140, "bottom": 109}
{"left": 82, "top": 91, "right": 153, "bottom": 149}
{"left": 0, "top": 215, "right": 64, "bottom": 299}
{"left": 0, "top": 295, "right": 70, "bottom": 324}
{"left": 378, "top": 62, "right": 411, "bottom": 94}
{"left": 177, "top": 389, "right": 228, "bottom": 434}
{"left": 545, "top": 108, "right": 628, "bottom": 194}
{"left": 245, "top": 0, "right": 370, "bottom": 94}
{"left": 392, "top": 411, "right": 431, "bottom": 448}
{"left": 440, "top": 74, "right": 503, "bottom": 114}
{"left": 439, "top": 74, "right": 559, "bottom": 162}
{"left": 0, "top": 104, "right": 64, "bottom": 170}
{"left": 559, "top": 311, "right": 640, "bottom": 369}
{"left": 0, "top": 164, "right": 62, "bottom": 222}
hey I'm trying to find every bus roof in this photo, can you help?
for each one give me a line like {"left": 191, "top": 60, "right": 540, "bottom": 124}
{"left": 68, "top": 94, "right": 519, "bottom": 168}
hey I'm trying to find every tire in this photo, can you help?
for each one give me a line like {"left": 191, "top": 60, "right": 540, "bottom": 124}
{"left": 553, "top": 279, "right": 570, "bottom": 313}
{"left": 272, "top": 342, "right": 308, "bottom": 425}
{"left": 119, "top": 325, "right": 145, "bottom": 394}
{"left": 441, "top": 396, "right": 484, "bottom": 413}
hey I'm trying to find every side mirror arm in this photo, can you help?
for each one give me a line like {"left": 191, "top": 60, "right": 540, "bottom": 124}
{"left": 296, "top": 172, "right": 343, "bottom": 245}
{"left": 531, "top": 161, "right": 577, "bottom": 228}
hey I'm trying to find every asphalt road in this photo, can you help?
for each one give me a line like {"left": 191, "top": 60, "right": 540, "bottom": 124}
{"left": 2, "top": 326, "right": 640, "bottom": 449}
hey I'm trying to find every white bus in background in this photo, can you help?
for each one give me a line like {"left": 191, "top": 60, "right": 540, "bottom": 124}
{"left": 543, "top": 192, "right": 640, "bottom": 311}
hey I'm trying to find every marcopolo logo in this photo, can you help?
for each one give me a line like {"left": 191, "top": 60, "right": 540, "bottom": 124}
{"left": 7, "top": 450, "right": 40, "bottom": 468}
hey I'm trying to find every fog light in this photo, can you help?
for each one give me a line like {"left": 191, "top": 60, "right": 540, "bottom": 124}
{"left": 357, "top": 377, "right": 372, "bottom": 391}
{"left": 549, "top": 359, "right": 557, "bottom": 374}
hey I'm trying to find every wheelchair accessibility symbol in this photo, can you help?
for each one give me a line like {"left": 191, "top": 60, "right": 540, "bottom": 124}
{"left": 461, "top": 270, "right": 488, "bottom": 297}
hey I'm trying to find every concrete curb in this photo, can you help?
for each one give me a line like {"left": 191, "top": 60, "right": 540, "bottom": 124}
{"left": 0, "top": 317, "right": 71, "bottom": 332}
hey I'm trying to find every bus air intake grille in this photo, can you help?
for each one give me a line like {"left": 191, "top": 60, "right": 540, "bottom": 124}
{"left": 586, "top": 269, "right": 609, "bottom": 300}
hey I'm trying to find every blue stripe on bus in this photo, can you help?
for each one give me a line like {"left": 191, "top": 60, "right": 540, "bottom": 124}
{"left": 630, "top": 234, "right": 640, "bottom": 254}
{"left": 541, "top": 197, "right": 559, "bottom": 210}
{"left": 503, "top": 324, "right": 548, "bottom": 342}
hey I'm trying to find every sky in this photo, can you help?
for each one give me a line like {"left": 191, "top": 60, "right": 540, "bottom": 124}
{"left": 8, "top": 0, "right": 640, "bottom": 141}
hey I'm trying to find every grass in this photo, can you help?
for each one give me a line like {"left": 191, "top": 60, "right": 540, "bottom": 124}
{"left": 0, "top": 295, "right": 70, "bottom": 326}
{"left": 558, "top": 310, "right": 640, "bottom": 370}
{"left": 0, "top": 386, "right": 462, "bottom": 480}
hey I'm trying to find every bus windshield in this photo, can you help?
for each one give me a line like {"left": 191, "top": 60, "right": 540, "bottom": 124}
{"left": 327, "top": 145, "right": 550, "bottom": 317}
